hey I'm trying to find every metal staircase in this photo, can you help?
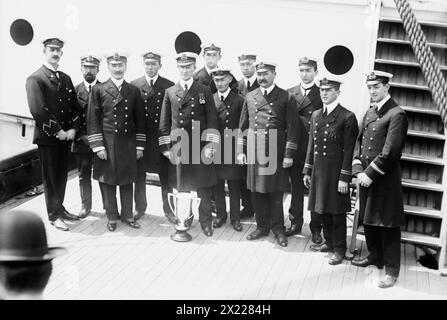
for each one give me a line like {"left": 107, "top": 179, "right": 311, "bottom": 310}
{"left": 367, "top": 13, "right": 447, "bottom": 269}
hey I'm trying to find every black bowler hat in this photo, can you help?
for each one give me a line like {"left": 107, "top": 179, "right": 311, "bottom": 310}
{"left": 0, "top": 210, "right": 67, "bottom": 262}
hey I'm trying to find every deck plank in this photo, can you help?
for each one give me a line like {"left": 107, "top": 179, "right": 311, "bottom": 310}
{"left": 3, "top": 177, "right": 447, "bottom": 299}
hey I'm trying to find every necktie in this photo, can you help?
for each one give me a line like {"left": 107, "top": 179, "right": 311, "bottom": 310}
{"left": 371, "top": 103, "right": 378, "bottom": 112}
{"left": 264, "top": 90, "right": 268, "bottom": 97}
{"left": 150, "top": 79, "right": 154, "bottom": 87}
{"left": 220, "top": 95, "right": 224, "bottom": 102}
{"left": 55, "top": 71, "right": 60, "bottom": 79}
{"left": 323, "top": 108, "right": 328, "bottom": 117}
{"left": 184, "top": 83, "right": 188, "bottom": 92}
{"left": 88, "top": 85, "right": 92, "bottom": 93}
{"left": 247, "top": 81, "right": 251, "bottom": 91}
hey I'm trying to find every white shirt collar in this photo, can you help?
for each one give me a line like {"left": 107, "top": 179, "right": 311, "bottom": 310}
{"left": 218, "top": 88, "right": 231, "bottom": 101}
{"left": 179, "top": 78, "right": 194, "bottom": 90}
{"left": 376, "top": 94, "right": 391, "bottom": 111}
{"left": 245, "top": 73, "right": 257, "bottom": 87}
{"left": 43, "top": 62, "right": 58, "bottom": 72}
{"left": 260, "top": 83, "right": 275, "bottom": 96}
{"left": 324, "top": 99, "right": 339, "bottom": 115}
{"left": 84, "top": 79, "right": 98, "bottom": 91}
{"left": 111, "top": 77, "right": 124, "bottom": 90}
{"left": 145, "top": 74, "right": 159, "bottom": 86}
{"left": 301, "top": 81, "right": 315, "bottom": 90}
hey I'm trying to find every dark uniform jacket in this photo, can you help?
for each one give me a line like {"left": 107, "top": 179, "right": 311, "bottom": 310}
{"left": 26, "top": 65, "right": 81, "bottom": 145}
{"left": 352, "top": 98, "right": 408, "bottom": 227}
{"left": 237, "top": 78, "right": 260, "bottom": 98}
{"left": 238, "top": 85, "right": 300, "bottom": 193}
{"left": 71, "top": 81, "right": 100, "bottom": 154}
{"left": 303, "top": 104, "right": 358, "bottom": 214}
{"left": 159, "top": 80, "right": 219, "bottom": 191}
{"left": 131, "top": 75, "right": 174, "bottom": 172}
{"left": 193, "top": 67, "right": 238, "bottom": 94}
{"left": 288, "top": 83, "right": 323, "bottom": 165}
{"left": 87, "top": 79, "right": 146, "bottom": 186}
{"left": 213, "top": 90, "right": 244, "bottom": 180}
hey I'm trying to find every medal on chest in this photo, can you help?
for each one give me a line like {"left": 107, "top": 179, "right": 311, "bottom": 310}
{"left": 199, "top": 93, "right": 205, "bottom": 104}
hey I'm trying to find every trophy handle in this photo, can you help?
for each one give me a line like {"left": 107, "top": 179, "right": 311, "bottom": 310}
{"left": 168, "top": 193, "right": 176, "bottom": 215}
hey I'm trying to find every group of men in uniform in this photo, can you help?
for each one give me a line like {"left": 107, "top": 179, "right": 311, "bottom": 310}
{"left": 26, "top": 37, "right": 407, "bottom": 288}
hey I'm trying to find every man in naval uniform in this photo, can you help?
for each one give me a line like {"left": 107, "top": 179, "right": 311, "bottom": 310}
{"left": 210, "top": 68, "right": 244, "bottom": 232}
{"left": 72, "top": 55, "right": 102, "bottom": 219}
{"left": 286, "top": 57, "right": 323, "bottom": 244}
{"left": 303, "top": 76, "right": 358, "bottom": 265}
{"left": 159, "top": 52, "right": 219, "bottom": 237}
{"left": 87, "top": 52, "right": 146, "bottom": 232}
{"left": 131, "top": 52, "right": 175, "bottom": 223}
{"left": 193, "top": 43, "right": 238, "bottom": 94}
{"left": 26, "top": 37, "right": 81, "bottom": 231}
{"left": 236, "top": 54, "right": 259, "bottom": 220}
{"left": 351, "top": 71, "right": 408, "bottom": 289}
{"left": 237, "top": 61, "right": 300, "bottom": 247}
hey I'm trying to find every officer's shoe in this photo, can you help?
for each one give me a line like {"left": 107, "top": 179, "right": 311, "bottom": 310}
{"left": 247, "top": 229, "right": 269, "bottom": 240}
{"left": 378, "top": 274, "right": 397, "bottom": 288}
{"left": 213, "top": 217, "right": 226, "bottom": 229}
{"left": 107, "top": 221, "right": 117, "bottom": 232}
{"left": 311, "top": 232, "right": 323, "bottom": 245}
{"left": 328, "top": 252, "right": 344, "bottom": 265}
{"left": 240, "top": 208, "right": 254, "bottom": 219}
{"left": 201, "top": 224, "right": 213, "bottom": 237}
{"left": 231, "top": 220, "right": 243, "bottom": 232}
{"left": 275, "top": 233, "right": 288, "bottom": 247}
{"left": 164, "top": 211, "right": 178, "bottom": 224}
{"left": 310, "top": 243, "right": 333, "bottom": 252}
{"left": 285, "top": 224, "right": 302, "bottom": 237}
{"left": 62, "top": 210, "right": 80, "bottom": 221}
{"left": 134, "top": 211, "right": 146, "bottom": 221}
{"left": 78, "top": 208, "right": 91, "bottom": 219}
{"left": 51, "top": 218, "right": 69, "bottom": 231}
{"left": 351, "top": 257, "right": 384, "bottom": 269}
{"left": 124, "top": 219, "right": 140, "bottom": 229}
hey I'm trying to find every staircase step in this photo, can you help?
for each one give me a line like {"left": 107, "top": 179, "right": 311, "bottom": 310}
{"left": 407, "top": 130, "right": 445, "bottom": 140}
{"left": 404, "top": 205, "right": 443, "bottom": 219}
{"left": 402, "top": 178, "right": 443, "bottom": 192}
{"left": 401, "top": 105, "right": 440, "bottom": 115}
{"left": 375, "top": 58, "right": 447, "bottom": 70}
{"left": 401, "top": 153, "right": 444, "bottom": 166}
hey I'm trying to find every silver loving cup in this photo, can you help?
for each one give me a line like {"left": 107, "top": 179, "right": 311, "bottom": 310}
{"left": 168, "top": 192, "right": 201, "bottom": 242}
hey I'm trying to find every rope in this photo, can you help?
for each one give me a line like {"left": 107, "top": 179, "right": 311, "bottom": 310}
{"left": 393, "top": 0, "right": 447, "bottom": 127}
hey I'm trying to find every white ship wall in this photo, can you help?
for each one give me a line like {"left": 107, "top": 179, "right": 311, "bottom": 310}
{"left": 0, "top": 0, "right": 379, "bottom": 159}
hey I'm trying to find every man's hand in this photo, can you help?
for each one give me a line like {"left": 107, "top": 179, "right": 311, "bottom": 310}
{"left": 162, "top": 151, "right": 171, "bottom": 160}
{"left": 338, "top": 180, "right": 349, "bottom": 194}
{"left": 80, "top": 135, "right": 89, "bottom": 145}
{"left": 56, "top": 129, "right": 68, "bottom": 141}
{"left": 136, "top": 150, "right": 144, "bottom": 160}
{"left": 237, "top": 153, "right": 247, "bottom": 165}
{"left": 303, "top": 175, "right": 311, "bottom": 188}
{"left": 283, "top": 157, "right": 293, "bottom": 168}
{"left": 204, "top": 148, "right": 214, "bottom": 159}
{"left": 66, "top": 129, "right": 76, "bottom": 141}
{"left": 358, "top": 172, "right": 373, "bottom": 187}
{"left": 97, "top": 149, "right": 107, "bottom": 160}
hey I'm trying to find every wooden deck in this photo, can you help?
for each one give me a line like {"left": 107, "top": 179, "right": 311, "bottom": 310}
{"left": 2, "top": 175, "right": 447, "bottom": 300}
